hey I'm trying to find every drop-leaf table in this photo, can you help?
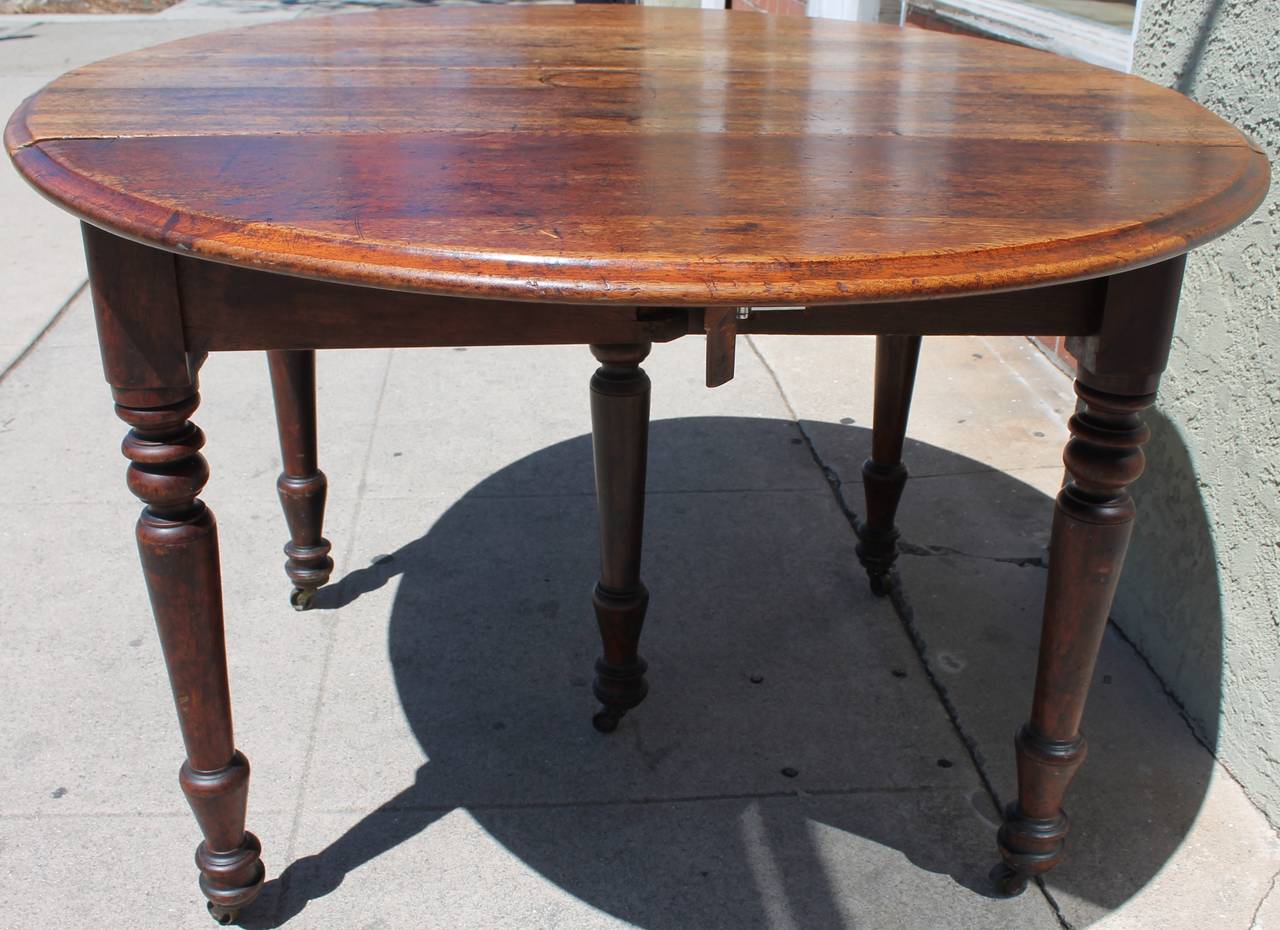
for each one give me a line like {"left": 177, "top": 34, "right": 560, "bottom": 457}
{"left": 5, "top": 6, "right": 1267, "bottom": 922}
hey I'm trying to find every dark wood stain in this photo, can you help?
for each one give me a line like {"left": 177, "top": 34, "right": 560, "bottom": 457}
{"left": 9, "top": 8, "right": 1267, "bottom": 921}
{"left": 5, "top": 6, "right": 1268, "bottom": 305}
{"left": 856, "top": 334, "right": 923, "bottom": 596}
{"left": 266, "top": 349, "right": 333, "bottom": 610}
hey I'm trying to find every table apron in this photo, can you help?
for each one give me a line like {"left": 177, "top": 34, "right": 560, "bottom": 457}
{"left": 175, "top": 256, "right": 1105, "bottom": 354}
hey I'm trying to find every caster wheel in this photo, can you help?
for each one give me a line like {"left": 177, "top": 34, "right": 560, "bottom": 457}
{"left": 989, "top": 862, "right": 1028, "bottom": 897}
{"left": 290, "top": 587, "right": 315, "bottom": 611}
{"left": 868, "top": 572, "right": 890, "bottom": 598}
{"left": 207, "top": 902, "right": 240, "bottom": 925}
{"left": 592, "top": 708, "right": 623, "bottom": 733}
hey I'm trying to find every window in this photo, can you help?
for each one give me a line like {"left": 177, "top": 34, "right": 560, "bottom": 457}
{"left": 900, "top": 0, "right": 1141, "bottom": 71}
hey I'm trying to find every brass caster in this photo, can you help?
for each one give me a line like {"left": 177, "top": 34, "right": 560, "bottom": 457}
{"left": 290, "top": 587, "right": 315, "bottom": 611}
{"left": 207, "top": 902, "right": 240, "bottom": 925}
{"left": 592, "top": 707, "right": 624, "bottom": 734}
{"left": 989, "top": 862, "right": 1029, "bottom": 897}
{"left": 868, "top": 572, "right": 890, "bottom": 598}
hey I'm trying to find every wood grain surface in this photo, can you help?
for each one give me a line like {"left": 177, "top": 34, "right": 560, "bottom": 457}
{"left": 5, "top": 6, "right": 1268, "bottom": 305}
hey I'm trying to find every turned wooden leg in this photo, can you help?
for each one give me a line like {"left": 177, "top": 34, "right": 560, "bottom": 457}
{"left": 993, "top": 257, "right": 1185, "bottom": 894}
{"left": 267, "top": 349, "right": 332, "bottom": 610}
{"left": 84, "top": 224, "right": 266, "bottom": 922}
{"left": 120, "top": 394, "right": 265, "bottom": 922}
{"left": 992, "top": 379, "right": 1153, "bottom": 894}
{"left": 856, "top": 334, "right": 923, "bottom": 596}
{"left": 588, "top": 343, "right": 652, "bottom": 733}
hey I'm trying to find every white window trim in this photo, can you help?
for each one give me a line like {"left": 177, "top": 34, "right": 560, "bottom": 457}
{"left": 807, "top": 0, "right": 882, "bottom": 21}
{"left": 908, "top": 0, "right": 1140, "bottom": 72}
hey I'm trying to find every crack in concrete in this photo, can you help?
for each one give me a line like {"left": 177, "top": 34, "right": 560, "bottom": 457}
{"left": 743, "top": 336, "right": 859, "bottom": 527}
{"left": 744, "top": 337, "right": 1049, "bottom": 572}
{"left": 887, "top": 579, "right": 1074, "bottom": 928}
{"left": 746, "top": 334, "right": 1074, "bottom": 928}
{"left": 898, "top": 539, "right": 1048, "bottom": 569}
{"left": 0, "top": 278, "right": 87, "bottom": 385}
{"left": 743, "top": 335, "right": 1279, "bottom": 922}
{"left": 309, "top": 783, "right": 948, "bottom": 817}
{"left": 1250, "top": 867, "right": 1280, "bottom": 930}
{"left": 885, "top": 579, "right": 1003, "bottom": 812}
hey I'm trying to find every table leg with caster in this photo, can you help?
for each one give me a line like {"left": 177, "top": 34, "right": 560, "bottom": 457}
{"left": 588, "top": 342, "right": 652, "bottom": 733}
{"left": 267, "top": 348, "right": 333, "bottom": 610}
{"left": 857, "top": 334, "right": 922, "bottom": 596}
{"left": 993, "top": 378, "right": 1153, "bottom": 894}
{"left": 87, "top": 225, "right": 266, "bottom": 923}
{"left": 119, "top": 393, "right": 266, "bottom": 923}
{"left": 994, "top": 257, "right": 1183, "bottom": 894}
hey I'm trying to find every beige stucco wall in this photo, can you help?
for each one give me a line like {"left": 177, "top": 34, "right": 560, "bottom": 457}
{"left": 1118, "top": 0, "right": 1279, "bottom": 825}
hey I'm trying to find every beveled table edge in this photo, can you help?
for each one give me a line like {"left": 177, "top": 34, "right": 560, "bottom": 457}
{"left": 4, "top": 17, "right": 1270, "bottom": 308}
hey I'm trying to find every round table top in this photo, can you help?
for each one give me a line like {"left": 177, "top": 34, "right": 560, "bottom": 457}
{"left": 5, "top": 6, "right": 1268, "bottom": 306}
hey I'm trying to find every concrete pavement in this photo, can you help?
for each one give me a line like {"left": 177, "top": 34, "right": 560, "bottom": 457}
{"left": 1, "top": 6, "right": 1277, "bottom": 929}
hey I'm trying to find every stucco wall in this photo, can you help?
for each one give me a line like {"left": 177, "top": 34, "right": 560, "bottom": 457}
{"left": 1120, "top": 0, "right": 1279, "bottom": 825}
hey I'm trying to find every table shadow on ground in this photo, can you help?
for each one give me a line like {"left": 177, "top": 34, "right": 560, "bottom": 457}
{"left": 238, "top": 415, "right": 1220, "bottom": 929}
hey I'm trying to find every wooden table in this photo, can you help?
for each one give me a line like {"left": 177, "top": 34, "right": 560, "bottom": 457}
{"left": 6, "top": 6, "right": 1267, "bottom": 923}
